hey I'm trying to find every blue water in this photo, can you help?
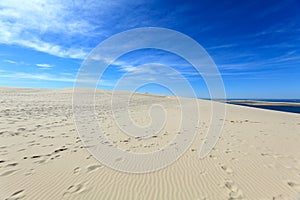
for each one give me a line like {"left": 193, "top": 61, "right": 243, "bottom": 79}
{"left": 236, "top": 104, "right": 300, "bottom": 114}
{"left": 230, "top": 99, "right": 300, "bottom": 103}
{"left": 227, "top": 99, "right": 300, "bottom": 114}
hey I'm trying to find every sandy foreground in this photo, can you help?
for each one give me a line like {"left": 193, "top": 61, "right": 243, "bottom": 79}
{"left": 0, "top": 87, "right": 300, "bottom": 200}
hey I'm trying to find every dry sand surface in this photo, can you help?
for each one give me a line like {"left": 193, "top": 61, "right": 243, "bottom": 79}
{"left": 1, "top": 87, "right": 300, "bottom": 199}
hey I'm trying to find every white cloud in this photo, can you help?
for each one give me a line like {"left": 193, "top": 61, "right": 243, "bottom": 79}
{"left": 0, "top": 72, "right": 75, "bottom": 82}
{"left": 0, "top": 0, "right": 93, "bottom": 59}
{"left": 0, "top": 70, "right": 116, "bottom": 86}
{"left": 15, "top": 38, "right": 88, "bottom": 59}
{"left": 206, "top": 44, "right": 237, "bottom": 50}
{"left": 119, "top": 65, "right": 138, "bottom": 72}
{"left": 2, "top": 59, "right": 29, "bottom": 65}
{"left": 3, "top": 59, "right": 18, "bottom": 64}
{"left": 0, "top": 0, "right": 152, "bottom": 59}
{"left": 36, "top": 63, "right": 52, "bottom": 68}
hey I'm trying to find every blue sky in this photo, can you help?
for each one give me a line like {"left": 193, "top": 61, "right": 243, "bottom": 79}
{"left": 0, "top": 0, "right": 299, "bottom": 98}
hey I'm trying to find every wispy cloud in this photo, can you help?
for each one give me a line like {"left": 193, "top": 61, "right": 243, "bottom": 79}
{"left": 206, "top": 44, "right": 237, "bottom": 50}
{"left": 118, "top": 64, "right": 138, "bottom": 72}
{"left": 0, "top": 0, "right": 154, "bottom": 59}
{"left": 0, "top": 70, "right": 118, "bottom": 87}
{"left": 2, "top": 59, "right": 29, "bottom": 66}
{"left": 0, "top": 0, "right": 94, "bottom": 59}
{"left": 15, "top": 38, "right": 88, "bottom": 59}
{"left": 3, "top": 59, "right": 18, "bottom": 64}
{"left": 0, "top": 71, "right": 75, "bottom": 82}
{"left": 36, "top": 63, "right": 52, "bottom": 69}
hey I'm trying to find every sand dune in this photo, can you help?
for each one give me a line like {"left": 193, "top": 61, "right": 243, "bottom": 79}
{"left": 1, "top": 87, "right": 300, "bottom": 199}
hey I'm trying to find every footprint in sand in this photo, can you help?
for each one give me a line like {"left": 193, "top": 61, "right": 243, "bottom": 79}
{"left": 31, "top": 155, "right": 42, "bottom": 159}
{"left": 1, "top": 169, "right": 19, "bottom": 176}
{"left": 86, "top": 164, "right": 103, "bottom": 173}
{"left": 225, "top": 149, "right": 232, "bottom": 154}
{"left": 272, "top": 194, "right": 288, "bottom": 200}
{"left": 5, "top": 189, "right": 25, "bottom": 200}
{"left": 224, "top": 180, "right": 244, "bottom": 199}
{"left": 287, "top": 181, "right": 300, "bottom": 191}
{"left": 63, "top": 183, "right": 86, "bottom": 196}
{"left": 53, "top": 147, "right": 68, "bottom": 153}
{"left": 209, "top": 154, "right": 218, "bottom": 160}
{"left": 17, "top": 127, "right": 26, "bottom": 131}
{"left": 35, "top": 158, "right": 47, "bottom": 164}
{"left": 73, "top": 167, "right": 81, "bottom": 175}
{"left": 24, "top": 169, "right": 35, "bottom": 176}
{"left": 221, "top": 165, "right": 233, "bottom": 174}
{"left": 6, "top": 162, "right": 18, "bottom": 167}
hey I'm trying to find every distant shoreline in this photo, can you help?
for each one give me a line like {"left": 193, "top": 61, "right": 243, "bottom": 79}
{"left": 224, "top": 100, "right": 300, "bottom": 114}
{"left": 225, "top": 99, "right": 300, "bottom": 106}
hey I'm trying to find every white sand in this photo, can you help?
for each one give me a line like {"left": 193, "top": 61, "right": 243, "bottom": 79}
{"left": 0, "top": 87, "right": 300, "bottom": 199}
